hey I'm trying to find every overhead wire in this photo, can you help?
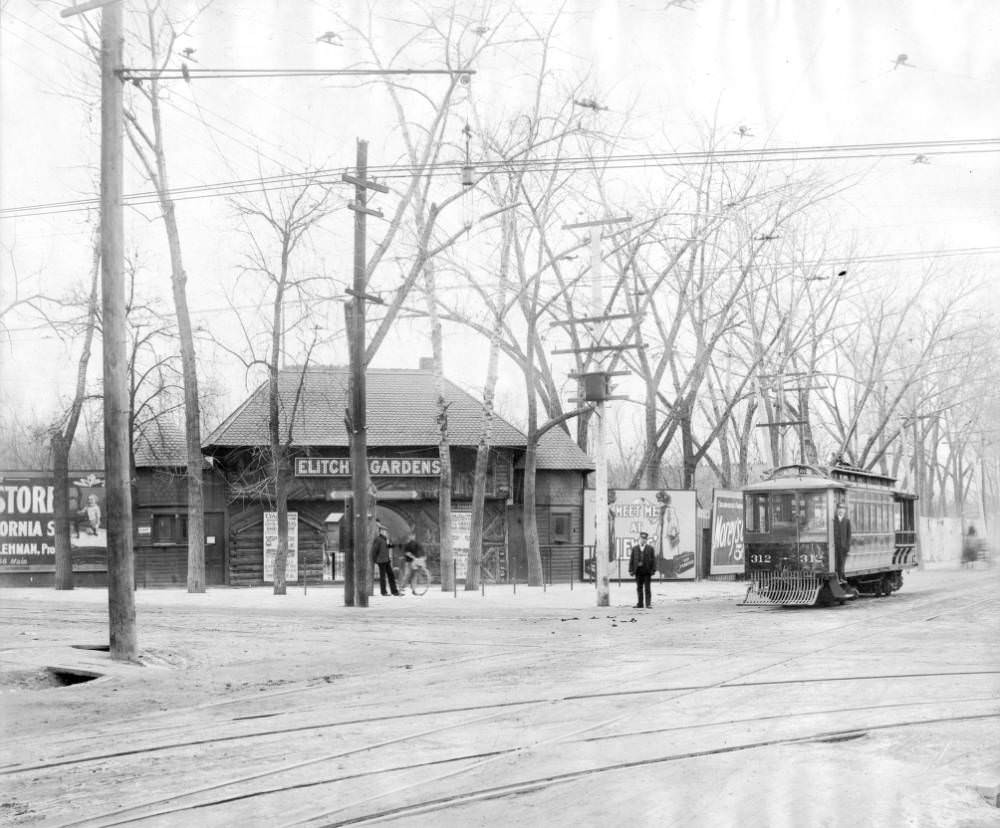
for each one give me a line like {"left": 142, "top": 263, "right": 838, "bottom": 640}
{"left": 121, "top": 68, "right": 474, "bottom": 80}
{"left": 4, "top": 137, "right": 999, "bottom": 220}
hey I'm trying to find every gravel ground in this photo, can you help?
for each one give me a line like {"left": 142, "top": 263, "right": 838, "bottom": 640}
{"left": 1, "top": 567, "right": 998, "bottom": 827}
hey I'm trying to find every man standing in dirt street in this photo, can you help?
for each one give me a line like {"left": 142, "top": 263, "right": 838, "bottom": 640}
{"left": 371, "top": 528, "right": 401, "bottom": 596}
{"left": 629, "top": 531, "right": 657, "bottom": 609}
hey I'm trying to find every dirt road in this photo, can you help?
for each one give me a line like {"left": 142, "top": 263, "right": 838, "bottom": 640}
{"left": 2, "top": 569, "right": 998, "bottom": 826}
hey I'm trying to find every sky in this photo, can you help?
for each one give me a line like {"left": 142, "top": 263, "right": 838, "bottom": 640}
{"left": 1, "top": 0, "right": 998, "bottom": 434}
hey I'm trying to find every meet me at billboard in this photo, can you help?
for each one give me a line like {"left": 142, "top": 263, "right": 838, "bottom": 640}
{"left": 584, "top": 489, "right": 697, "bottom": 580}
{"left": 710, "top": 489, "right": 744, "bottom": 575}
{"left": 0, "top": 470, "right": 108, "bottom": 574}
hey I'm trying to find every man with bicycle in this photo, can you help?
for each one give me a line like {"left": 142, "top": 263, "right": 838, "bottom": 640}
{"left": 400, "top": 531, "right": 426, "bottom": 594}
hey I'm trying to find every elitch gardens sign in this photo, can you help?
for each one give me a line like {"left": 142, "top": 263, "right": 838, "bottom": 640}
{"left": 294, "top": 457, "right": 442, "bottom": 477}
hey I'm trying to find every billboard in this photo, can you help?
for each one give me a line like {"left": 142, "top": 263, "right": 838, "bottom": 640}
{"left": 0, "top": 471, "right": 108, "bottom": 575}
{"left": 450, "top": 508, "right": 471, "bottom": 580}
{"left": 710, "top": 489, "right": 744, "bottom": 575}
{"left": 263, "top": 511, "right": 298, "bottom": 582}
{"left": 584, "top": 489, "right": 697, "bottom": 580}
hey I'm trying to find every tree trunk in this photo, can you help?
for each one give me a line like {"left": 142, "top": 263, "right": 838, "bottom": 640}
{"left": 142, "top": 35, "right": 205, "bottom": 593}
{"left": 269, "top": 296, "right": 287, "bottom": 595}
{"left": 642, "top": 383, "right": 659, "bottom": 488}
{"left": 162, "top": 204, "right": 205, "bottom": 593}
{"left": 466, "top": 440, "right": 489, "bottom": 592}
{"left": 424, "top": 261, "right": 453, "bottom": 591}
{"left": 274, "top": 456, "right": 289, "bottom": 596}
{"left": 465, "top": 218, "right": 510, "bottom": 591}
{"left": 523, "top": 348, "right": 543, "bottom": 586}
{"left": 52, "top": 435, "right": 73, "bottom": 590}
{"left": 437, "top": 406, "right": 453, "bottom": 591}
{"left": 523, "top": 434, "right": 542, "bottom": 587}
{"left": 51, "top": 234, "right": 101, "bottom": 590}
{"left": 680, "top": 399, "right": 697, "bottom": 489}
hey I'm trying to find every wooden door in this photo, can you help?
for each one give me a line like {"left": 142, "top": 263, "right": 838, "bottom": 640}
{"left": 204, "top": 513, "right": 226, "bottom": 585}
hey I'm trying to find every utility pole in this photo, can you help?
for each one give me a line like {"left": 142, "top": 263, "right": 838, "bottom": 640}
{"left": 589, "top": 226, "right": 610, "bottom": 607}
{"left": 99, "top": 1, "right": 137, "bottom": 659}
{"left": 559, "top": 216, "right": 633, "bottom": 608}
{"left": 342, "top": 140, "right": 387, "bottom": 608}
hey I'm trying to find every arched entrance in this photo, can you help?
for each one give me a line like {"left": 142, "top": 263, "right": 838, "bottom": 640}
{"left": 374, "top": 505, "right": 412, "bottom": 548}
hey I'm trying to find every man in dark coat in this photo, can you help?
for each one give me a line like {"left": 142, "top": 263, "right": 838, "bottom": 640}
{"left": 371, "top": 528, "right": 401, "bottom": 596}
{"left": 629, "top": 531, "right": 657, "bottom": 608}
{"left": 833, "top": 502, "right": 852, "bottom": 581}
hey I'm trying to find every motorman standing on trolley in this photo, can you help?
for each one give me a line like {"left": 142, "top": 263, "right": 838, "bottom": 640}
{"left": 834, "top": 502, "right": 851, "bottom": 582}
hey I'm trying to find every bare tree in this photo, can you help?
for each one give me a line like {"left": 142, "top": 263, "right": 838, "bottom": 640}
{"left": 120, "top": 3, "right": 211, "bottom": 593}
{"left": 50, "top": 233, "right": 102, "bottom": 590}
{"left": 123, "top": 252, "right": 185, "bottom": 487}
{"left": 0, "top": 245, "right": 47, "bottom": 340}
{"left": 223, "top": 180, "right": 337, "bottom": 595}
{"left": 604, "top": 142, "right": 849, "bottom": 489}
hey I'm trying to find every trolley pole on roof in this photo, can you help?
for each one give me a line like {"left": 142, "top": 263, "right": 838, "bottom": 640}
{"left": 343, "top": 139, "right": 388, "bottom": 608}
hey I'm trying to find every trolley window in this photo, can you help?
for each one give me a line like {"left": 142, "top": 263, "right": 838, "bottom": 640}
{"left": 799, "top": 492, "right": 828, "bottom": 535}
{"left": 771, "top": 493, "right": 797, "bottom": 530}
{"left": 745, "top": 493, "right": 769, "bottom": 532}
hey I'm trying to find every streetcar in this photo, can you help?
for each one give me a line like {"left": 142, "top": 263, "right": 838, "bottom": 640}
{"left": 741, "top": 463, "right": 918, "bottom": 607}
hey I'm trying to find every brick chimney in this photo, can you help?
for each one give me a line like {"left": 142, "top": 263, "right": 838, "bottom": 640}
{"left": 419, "top": 357, "right": 434, "bottom": 370}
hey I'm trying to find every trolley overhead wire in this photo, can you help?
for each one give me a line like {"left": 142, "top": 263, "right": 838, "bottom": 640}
{"left": 3, "top": 137, "right": 998, "bottom": 220}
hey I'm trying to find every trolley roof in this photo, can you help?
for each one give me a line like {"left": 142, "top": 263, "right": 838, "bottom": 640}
{"left": 742, "top": 463, "right": 912, "bottom": 496}
{"left": 743, "top": 467, "right": 838, "bottom": 492}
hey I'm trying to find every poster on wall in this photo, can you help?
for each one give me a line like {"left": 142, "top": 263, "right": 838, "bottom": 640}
{"left": 450, "top": 509, "right": 471, "bottom": 580}
{"left": 263, "top": 511, "right": 298, "bottom": 582}
{"left": 0, "top": 471, "right": 108, "bottom": 576}
{"left": 584, "top": 489, "right": 698, "bottom": 580}
{"left": 710, "top": 489, "right": 744, "bottom": 575}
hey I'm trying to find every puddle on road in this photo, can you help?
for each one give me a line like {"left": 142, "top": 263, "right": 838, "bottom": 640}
{"left": 0, "top": 667, "right": 102, "bottom": 690}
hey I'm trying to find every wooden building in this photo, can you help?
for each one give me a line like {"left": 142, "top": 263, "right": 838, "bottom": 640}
{"left": 203, "top": 364, "right": 594, "bottom": 586}
{"left": 132, "top": 423, "right": 228, "bottom": 588}
{"left": 0, "top": 421, "right": 228, "bottom": 588}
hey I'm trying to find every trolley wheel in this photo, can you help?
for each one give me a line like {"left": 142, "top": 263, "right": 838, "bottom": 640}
{"left": 881, "top": 575, "right": 894, "bottom": 597}
{"left": 411, "top": 567, "right": 429, "bottom": 596}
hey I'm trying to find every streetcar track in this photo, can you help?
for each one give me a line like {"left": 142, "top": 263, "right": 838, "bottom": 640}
{"left": 578, "top": 694, "right": 999, "bottom": 743}
{"left": 6, "top": 667, "right": 997, "bottom": 776}
{"left": 4, "top": 581, "right": 996, "bottom": 826}
{"left": 619, "top": 589, "right": 999, "bottom": 692}
{"left": 289, "top": 712, "right": 1000, "bottom": 827}
{"left": 50, "top": 704, "right": 534, "bottom": 828}
{"left": 47, "top": 699, "right": 1000, "bottom": 828}
{"left": 0, "top": 646, "right": 576, "bottom": 758}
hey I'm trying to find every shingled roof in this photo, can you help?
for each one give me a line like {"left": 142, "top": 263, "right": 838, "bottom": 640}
{"left": 203, "top": 366, "right": 529, "bottom": 450}
{"left": 533, "top": 427, "right": 594, "bottom": 471}
{"left": 134, "top": 420, "right": 187, "bottom": 467}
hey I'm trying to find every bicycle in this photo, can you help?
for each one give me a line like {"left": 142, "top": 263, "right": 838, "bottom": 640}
{"left": 399, "top": 558, "right": 430, "bottom": 596}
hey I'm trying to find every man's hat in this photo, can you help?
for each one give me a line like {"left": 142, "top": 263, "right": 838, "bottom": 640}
{"left": 639, "top": 531, "right": 649, "bottom": 538}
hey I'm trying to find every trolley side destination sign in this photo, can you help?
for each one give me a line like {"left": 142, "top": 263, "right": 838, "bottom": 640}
{"left": 294, "top": 457, "right": 442, "bottom": 477}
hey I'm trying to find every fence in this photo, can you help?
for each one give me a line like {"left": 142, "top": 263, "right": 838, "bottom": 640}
{"left": 540, "top": 545, "right": 659, "bottom": 586}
